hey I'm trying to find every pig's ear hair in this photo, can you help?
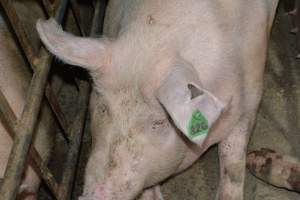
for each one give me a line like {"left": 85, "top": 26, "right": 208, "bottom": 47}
{"left": 156, "top": 60, "right": 228, "bottom": 144}
{"left": 36, "top": 18, "right": 110, "bottom": 71}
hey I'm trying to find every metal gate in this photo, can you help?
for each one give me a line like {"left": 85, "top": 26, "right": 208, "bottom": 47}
{"left": 0, "top": 0, "right": 106, "bottom": 199}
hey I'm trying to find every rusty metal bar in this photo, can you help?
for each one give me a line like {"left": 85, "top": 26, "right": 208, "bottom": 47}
{"left": 0, "top": 0, "right": 37, "bottom": 65}
{"left": 57, "top": 81, "right": 90, "bottom": 200}
{"left": 0, "top": 0, "right": 70, "bottom": 199}
{"left": 284, "top": 0, "right": 296, "bottom": 13}
{"left": 296, "top": 2, "right": 300, "bottom": 57}
{"left": 57, "top": 1, "right": 107, "bottom": 198}
{"left": 70, "top": 0, "right": 86, "bottom": 36}
{"left": 45, "top": 84, "right": 70, "bottom": 140}
{"left": 0, "top": 0, "right": 71, "bottom": 140}
{"left": 0, "top": 53, "right": 52, "bottom": 200}
{"left": 90, "top": 0, "right": 106, "bottom": 37}
{"left": 0, "top": 89, "right": 60, "bottom": 199}
{"left": 41, "top": 0, "right": 55, "bottom": 17}
{"left": 0, "top": 91, "right": 18, "bottom": 134}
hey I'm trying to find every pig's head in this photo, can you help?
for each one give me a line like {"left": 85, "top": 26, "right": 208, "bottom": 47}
{"left": 37, "top": 19, "right": 226, "bottom": 200}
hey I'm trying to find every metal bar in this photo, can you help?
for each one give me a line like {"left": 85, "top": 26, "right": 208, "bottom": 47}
{"left": 0, "top": 90, "right": 18, "bottom": 134}
{"left": 284, "top": 0, "right": 296, "bottom": 13}
{"left": 70, "top": 0, "right": 86, "bottom": 36}
{"left": 0, "top": 0, "right": 37, "bottom": 65}
{"left": 55, "top": 0, "right": 69, "bottom": 25}
{"left": 57, "top": 81, "right": 90, "bottom": 200}
{"left": 0, "top": 89, "right": 60, "bottom": 200}
{"left": 40, "top": 0, "right": 55, "bottom": 17}
{"left": 45, "top": 84, "right": 70, "bottom": 141}
{"left": 296, "top": 2, "right": 300, "bottom": 57}
{"left": 0, "top": 0, "right": 71, "bottom": 140}
{"left": 57, "top": 1, "right": 106, "bottom": 198}
{"left": 90, "top": 0, "right": 107, "bottom": 36}
{"left": 0, "top": 53, "right": 52, "bottom": 200}
{"left": 0, "top": 0, "right": 70, "bottom": 199}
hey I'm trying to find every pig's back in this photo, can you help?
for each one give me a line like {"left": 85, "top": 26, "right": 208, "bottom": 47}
{"left": 104, "top": 0, "right": 276, "bottom": 103}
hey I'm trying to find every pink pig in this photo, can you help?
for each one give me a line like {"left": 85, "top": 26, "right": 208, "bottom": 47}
{"left": 37, "top": 0, "right": 279, "bottom": 199}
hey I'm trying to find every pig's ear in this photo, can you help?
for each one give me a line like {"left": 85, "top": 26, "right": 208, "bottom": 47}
{"left": 157, "top": 61, "right": 228, "bottom": 145}
{"left": 36, "top": 18, "right": 110, "bottom": 71}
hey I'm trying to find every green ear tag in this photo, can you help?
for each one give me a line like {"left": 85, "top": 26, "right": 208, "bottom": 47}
{"left": 188, "top": 110, "right": 209, "bottom": 138}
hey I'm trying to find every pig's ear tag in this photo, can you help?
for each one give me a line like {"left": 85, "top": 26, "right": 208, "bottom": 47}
{"left": 188, "top": 110, "right": 209, "bottom": 138}
{"left": 156, "top": 61, "right": 227, "bottom": 145}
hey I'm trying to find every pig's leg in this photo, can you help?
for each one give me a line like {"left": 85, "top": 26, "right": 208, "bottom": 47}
{"left": 139, "top": 186, "right": 164, "bottom": 200}
{"left": 216, "top": 120, "right": 253, "bottom": 200}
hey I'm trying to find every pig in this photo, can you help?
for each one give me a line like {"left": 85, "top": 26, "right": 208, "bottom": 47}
{"left": 0, "top": 2, "right": 57, "bottom": 200}
{"left": 36, "top": 0, "right": 279, "bottom": 199}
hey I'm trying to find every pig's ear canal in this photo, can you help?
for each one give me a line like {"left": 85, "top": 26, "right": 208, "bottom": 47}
{"left": 36, "top": 18, "right": 109, "bottom": 71}
{"left": 156, "top": 61, "right": 227, "bottom": 145}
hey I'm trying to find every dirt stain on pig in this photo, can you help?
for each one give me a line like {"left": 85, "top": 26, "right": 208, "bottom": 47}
{"left": 147, "top": 15, "right": 156, "bottom": 25}
{"left": 225, "top": 162, "right": 244, "bottom": 184}
{"left": 287, "top": 167, "right": 300, "bottom": 191}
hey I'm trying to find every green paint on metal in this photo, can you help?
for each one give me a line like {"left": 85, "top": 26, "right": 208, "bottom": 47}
{"left": 187, "top": 110, "right": 209, "bottom": 138}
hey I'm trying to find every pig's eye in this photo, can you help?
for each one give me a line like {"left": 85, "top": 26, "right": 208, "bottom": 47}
{"left": 151, "top": 119, "right": 167, "bottom": 130}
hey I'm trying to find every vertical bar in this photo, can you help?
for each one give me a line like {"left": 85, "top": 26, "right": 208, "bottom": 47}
{"left": 296, "top": 2, "right": 300, "bottom": 57}
{"left": 90, "top": 0, "right": 107, "bottom": 36}
{"left": 58, "top": 1, "right": 106, "bottom": 198}
{"left": 70, "top": 0, "right": 86, "bottom": 36}
{"left": 57, "top": 82, "right": 90, "bottom": 200}
{"left": 284, "top": 0, "right": 296, "bottom": 13}
{"left": 41, "top": 0, "right": 55, "bottom": 17}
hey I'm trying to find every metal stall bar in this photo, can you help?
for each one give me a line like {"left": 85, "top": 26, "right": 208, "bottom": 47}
{"left": 70, "top": 0, "right": 86, "bottom": 36}
{"left": 57, "top": 81, "right": 90, "bottom": 200}
{"left": 41, "top": 0, "right": 55, "bottom": 17}
{"left": 0, "top": 89, "right": 60, "bottom": 199}
{"left": 0, "top": 0, "right": 37, "bottom": 65}
{"left": 0, "top": 0, "right": 70, "bottom": 199}
{"left": 0, "top": 0, "right": 71, "bottom": 141}
{"left": 57, "top": 1, "right": 107, "bottom": 198}
{"left": 0, "top": 51, "right": 52, "bottom": 200}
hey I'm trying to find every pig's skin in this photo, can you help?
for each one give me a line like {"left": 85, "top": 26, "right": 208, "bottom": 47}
{"left": 0, "top": 3, "right": 55, "bottom": 200}
{"left": 37, "top": 0, "right": 279, "bottom": 199}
